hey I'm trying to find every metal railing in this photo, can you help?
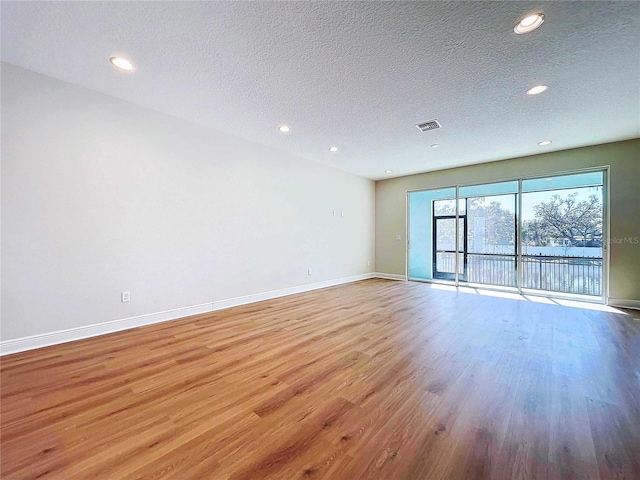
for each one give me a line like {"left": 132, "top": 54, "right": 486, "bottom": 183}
{"left": 467, "top": 253, "right": 517, "bottom": 287}
{"left": 435, "top": 252, "right": 463, "bottom": 275}
{"left": 521, "top": 255, "right": 602, "bottom": 296}
{"left": 434, "top": 252, "right": 602, "bottom": 296}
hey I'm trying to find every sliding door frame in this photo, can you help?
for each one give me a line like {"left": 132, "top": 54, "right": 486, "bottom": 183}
{"left": 517, "top": 179, "right": 523, "bottom": 294}
{"left": 405, "top": 165, "right": 610, "bottom": 304}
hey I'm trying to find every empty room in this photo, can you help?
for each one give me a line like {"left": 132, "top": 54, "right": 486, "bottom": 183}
{"left": 1, "top": 1, "right": 639, "bottom": 479}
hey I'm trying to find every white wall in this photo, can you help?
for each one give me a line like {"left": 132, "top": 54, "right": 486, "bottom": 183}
{"left": 1, "top": 63, "right": 375, "bottom": 342}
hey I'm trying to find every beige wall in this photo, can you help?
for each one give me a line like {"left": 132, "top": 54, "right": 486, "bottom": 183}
{"left": 375, "top": 139, "right": 640, "bottom": 304}
{"left": 1, "top": 64, "right": 375, "bottom": 341}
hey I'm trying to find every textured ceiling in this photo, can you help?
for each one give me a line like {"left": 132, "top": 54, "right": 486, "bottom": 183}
{"left": 2, "top": 1, "right": 639, "bottom": 180}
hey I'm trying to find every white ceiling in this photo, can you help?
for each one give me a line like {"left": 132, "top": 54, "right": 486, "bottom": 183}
{"left": 2, "top": 1, "right": 639, "bottom": 180}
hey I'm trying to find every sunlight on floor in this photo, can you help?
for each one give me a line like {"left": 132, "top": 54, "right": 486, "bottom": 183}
{"left": 457, "top": 286, "right": 478, "bottom": 294}
{"left": 524, "top": 295, "right": 557, "bottom": 305}
{"left": 553, "top": 298, "right": 626, "bottom": 314}
{"left": 476, "top": 289, "right": 525, "bottom": 301}
{"left": 427, "top": 283, "right": 629, "bottom": 315}
{"left": 429, "top": 284, "right": 457, "bottom": 292}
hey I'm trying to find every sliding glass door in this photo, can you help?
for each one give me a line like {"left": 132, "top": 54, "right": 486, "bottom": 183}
{"left": 520, "top": 171, "right": 604, "bottom": 297}
{"left": 407, "top": 169, "right": 606, "bottom": 301}
{"left": 459, "top": 181, "right": 518, "bottom": 288}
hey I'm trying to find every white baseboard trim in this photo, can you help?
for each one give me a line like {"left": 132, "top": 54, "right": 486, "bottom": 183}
{"left": 0, "top": 302, "right": 215, "bottom": 357}
{"left": 209, "top": 273, "right": 374, "bottom": 311}
{"left": 608, "top": 298, "right": 640, "bottom": 311}
{"left": 374, "top": 272, "right": 407, "bottom": 281}
{"left": 0, "top": 273, "right": 375, "bottom": 356}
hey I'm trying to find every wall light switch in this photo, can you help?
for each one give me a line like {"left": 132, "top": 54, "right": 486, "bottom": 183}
{"left": 395, "top": 234, "right": 402, "bottom": 241}
{"left": 333, "top": 210, "right": 336, "bottom": 216}
{"left": 121, "top": 291, "right": 131, "bottom": 303}
{"left": 308, "top": 268, "right": 313, "bottom": 275}
{"left": 341, "top": 211, "right": 344, "bottom": 217}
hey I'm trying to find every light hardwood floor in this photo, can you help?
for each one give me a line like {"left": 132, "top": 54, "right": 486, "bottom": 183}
{"left": 1, "top": 279, "right": 639, "bottom": 479}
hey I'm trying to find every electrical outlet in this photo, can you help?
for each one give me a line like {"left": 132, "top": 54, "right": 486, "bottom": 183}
{"left": 368, "top": 260, "right": 371, "bottom": 267}
{"left": 332, "top": 210, "right": 336, "bottom": 216}
{"left": 341, "top": 211, "right": 344, "bottom": 217}
{"left": 308, "top": 268, "right": 313, "bottom": 275}
{"left": 395, "top": 234, "right": 402, "bottom": 241}
{"left": 121, "top": 291, "right": 130, "bottom": 303}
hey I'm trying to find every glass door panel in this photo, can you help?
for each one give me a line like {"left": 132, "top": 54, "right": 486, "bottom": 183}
{"left": 521, "top": 173, "right": 604, "bottom": 297}
{"left": 433, "top": 217, "right": 465, "bottom": 280}
{"left": 408, "top": 187, "right": 456, "bottom": 281}
{"left": 462, "top": 193, "right": 517, "bottom": 287}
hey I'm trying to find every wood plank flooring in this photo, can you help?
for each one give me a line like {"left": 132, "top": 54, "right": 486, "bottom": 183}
{"left": 1, "top": 279, "right": 639, "bottom": 479}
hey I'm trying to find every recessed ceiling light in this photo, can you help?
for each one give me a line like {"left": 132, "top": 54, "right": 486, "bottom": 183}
{"left": 514, "top": 13, "right": 544, "bottom": 34}
{"left": 527, "top": 85, "right": 548, "bottom": 95}
{"left": 538, "top": 140, "right": 552, "bottom": 146}
{"left": 110, "top": 56, "right": 134, "bottom": 71}
{"left": 385, "top": 170, "right": 393, "bottom": 173}
{"left": 278, "top": 125, "right": 290, "bottom": 133}
{"left": 329, "top": 146, "right": 338, "bottom": 152}
{"left": 431, "top": 144, "right": 440, "bottom": 148}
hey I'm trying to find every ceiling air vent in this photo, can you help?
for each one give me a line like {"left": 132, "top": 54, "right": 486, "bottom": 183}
{"left": 416, "top": 120, "right": 441, "bottom": 132}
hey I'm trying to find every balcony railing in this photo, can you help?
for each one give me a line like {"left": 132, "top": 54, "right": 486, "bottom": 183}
{"left": 435, "top": 252, "right": 602, "bottom": 296}
{"left": 521, "top": 255, "right": 602, "bottom": 296}
{"left": 468, "top": 253, "right": 517, "bottom": 287}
